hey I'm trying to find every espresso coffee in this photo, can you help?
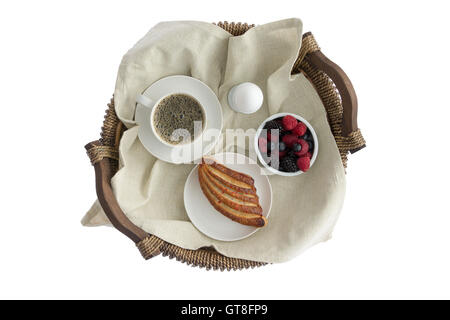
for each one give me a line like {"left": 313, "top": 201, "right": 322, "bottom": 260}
{"left": 152, "top": 94, "right": 205, "bottom": 145}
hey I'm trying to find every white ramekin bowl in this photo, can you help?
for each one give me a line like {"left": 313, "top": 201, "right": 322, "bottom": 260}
{"left": 254, "top": 112, "right": 319, "bottom": 177}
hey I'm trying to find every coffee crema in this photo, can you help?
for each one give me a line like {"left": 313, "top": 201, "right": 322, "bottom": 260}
{"left": 152, "top": 94, "right": 205, "bottom": 145}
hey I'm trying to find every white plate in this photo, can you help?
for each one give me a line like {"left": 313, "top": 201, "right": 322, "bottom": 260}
{"left": 135, "top": 75, "right": 223, "bottom": 164}
{"left": 184, "top": 152, "right": 272, "bottom": 241}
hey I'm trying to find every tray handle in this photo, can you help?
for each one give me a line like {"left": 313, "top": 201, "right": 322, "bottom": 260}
{"left": 301, "top": 32, "right": 365, "bottom": 153}
{"left": 85, "top": 141, "right": 149, "bottom": 244}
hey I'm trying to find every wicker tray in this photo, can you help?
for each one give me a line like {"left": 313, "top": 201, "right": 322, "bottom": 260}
{"left": 85, "top": 22, "right": 366, "bottom": 270}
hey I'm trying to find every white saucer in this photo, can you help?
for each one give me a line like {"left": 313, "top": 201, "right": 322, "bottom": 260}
{"left": 135, "top": 75, "right": 223, "bottom": 164}
{"left": 184, "top": 152, "right": 272, "bottom": 242}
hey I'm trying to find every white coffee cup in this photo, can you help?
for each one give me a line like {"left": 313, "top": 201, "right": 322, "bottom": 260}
{"left": 136, "top": 93, "right": 207, "bottom": 147}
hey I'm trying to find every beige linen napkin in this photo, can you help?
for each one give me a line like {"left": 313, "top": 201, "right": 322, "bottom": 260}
{"left": 83, "top": 19, "right": 346, "bottom": 263}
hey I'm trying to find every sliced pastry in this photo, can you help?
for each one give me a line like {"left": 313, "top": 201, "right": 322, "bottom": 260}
{"left": 198, "top": 158, "right": 267, "bottom": 228}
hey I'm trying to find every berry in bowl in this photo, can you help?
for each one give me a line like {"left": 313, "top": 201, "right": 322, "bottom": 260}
{"left": 254, "top": 113, "right": 318, "bottom": 176}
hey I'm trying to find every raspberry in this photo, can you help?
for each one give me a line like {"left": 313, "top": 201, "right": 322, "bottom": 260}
{"left": 304, "top": 151, "right": 312, "bottom": 159}
{"left": 279, "top": 150, "right": 287, "bottom": 158}
{"left": 258, "top": 137, "right": 268, "bottom": 153}
{"left": 267, "top": 131, "right": 280, "bottom": 143}
{"left": 282, "top": 134, "right": 298, "bottom": 148}
{"left": 294, "top": 139, "right": 309, "bottom": 156}
{"left": 282, "top": 115, "right": 298, "bottom": 130}
{"left": 292, "top": 122, "right": 307, "bottom": 136}
{"left": 297, "top": 156, "right": 310, "bottom": 172}
{"left": 272, "top": 132, "right": 280, "bottom": 142}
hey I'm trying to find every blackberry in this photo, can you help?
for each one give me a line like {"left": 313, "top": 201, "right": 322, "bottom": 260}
{"left": 264, "top": 120, "right": 285, "bottom": 135}
{"left": 286, "top": 149, "right": 298, "bottom": 158}
{"left": 280, "top": 156, "right": 298, "bottom": 172}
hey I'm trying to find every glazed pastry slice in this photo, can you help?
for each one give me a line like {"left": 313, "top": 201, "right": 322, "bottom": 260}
{"left": 198, "top": 158, "right": 267, "bottom": 228}
{"left": 199, "top": 165, "right": 262, "bottom": 214}
{"left": 199, "top": 173, "right": 267, "bottom": 228}
{"left": 202, "top": 166, "right": 259, "bottom": 204}
{"left": 202, "top": 158, "right": 257, "bottom": 195}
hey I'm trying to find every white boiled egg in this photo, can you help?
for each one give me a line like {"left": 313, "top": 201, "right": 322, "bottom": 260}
{"left": 227, "top": 82, "right": 263, "bottom": 114}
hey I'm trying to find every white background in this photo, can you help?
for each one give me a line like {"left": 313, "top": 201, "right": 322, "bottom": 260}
{"left": 1, "top": 0, "right": 449, "bottom": 299}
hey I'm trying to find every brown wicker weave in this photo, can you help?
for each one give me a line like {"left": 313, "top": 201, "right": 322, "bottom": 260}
{"left": 85, "top": 22, "right": 365, "bottom": 271}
